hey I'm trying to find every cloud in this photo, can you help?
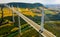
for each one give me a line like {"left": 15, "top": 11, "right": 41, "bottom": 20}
{"left": 40, "top": 0, "right": 60, "bottom": 4}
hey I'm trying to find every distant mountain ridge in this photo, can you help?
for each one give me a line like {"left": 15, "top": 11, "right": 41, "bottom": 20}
{"left": 6, "top": 2, "right": 43, "bottom": 8}
{"left": 0, "top": 2, "right": 43, "bottom": 8}
{"left": 45, "top": 4, "right": 60, "bottom": 11}
{"left": 45, "top": 4, "right": 60, "bottom": 8}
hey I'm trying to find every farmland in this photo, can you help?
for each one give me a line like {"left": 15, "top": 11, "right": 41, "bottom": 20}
{"left": 0, "top": 7, "right": 60, "bottom": 37}
{"left": 0, "top": 7, "right": 42, "bottom": 37}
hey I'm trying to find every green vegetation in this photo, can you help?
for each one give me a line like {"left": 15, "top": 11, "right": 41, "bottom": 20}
{"left": 0, "top": 16, "right": 40, "bottom": 37}
{"left": 31, "top": 10, "right": 60, "bottom": 37}
{"left": 0, "top": 6, "right": 60, "bottom": 37}
{"left": 44, "top": 22, "right": 60, "bottom": 37}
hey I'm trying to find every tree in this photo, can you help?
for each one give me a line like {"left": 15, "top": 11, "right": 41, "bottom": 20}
{"left": 0, "top": 4, "right": 4, "bottom": 25}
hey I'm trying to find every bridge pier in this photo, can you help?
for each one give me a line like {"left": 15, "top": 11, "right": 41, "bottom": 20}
{"left": 17, "top": 6, "right": 21, "bottom": 36}
{"left": 11, "top": 5, "right": 15, "bottom": 23}
{"left": 40, "top": 7, "right": 44, "bottom": 33}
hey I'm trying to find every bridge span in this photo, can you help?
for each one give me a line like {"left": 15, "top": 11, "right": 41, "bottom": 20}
{"left": 5, "top": 5, "right": 56, "bottom": 37}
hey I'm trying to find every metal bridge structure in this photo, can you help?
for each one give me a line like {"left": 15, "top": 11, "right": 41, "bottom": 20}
{"left": 0, "top": 4, "right": 56, "bottom": 37}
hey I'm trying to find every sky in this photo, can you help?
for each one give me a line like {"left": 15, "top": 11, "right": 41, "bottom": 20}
{"left": 0, "top": 0, "right": 60, "bottom": 5}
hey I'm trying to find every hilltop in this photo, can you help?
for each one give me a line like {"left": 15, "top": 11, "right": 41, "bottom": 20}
{"left": 0, "top": 2, "right": 43, "bottom": 8}
{"left": 7, "top": 2, "right": 43, "bottom": 8}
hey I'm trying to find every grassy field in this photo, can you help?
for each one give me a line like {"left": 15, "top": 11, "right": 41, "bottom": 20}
{"left": 44, "top": 21, "right": 60, "bottom": 37}
{"left": 0, "top": 7, "right": 60, "bottom": 37}
{"left": 0, "top": 16, "right": 41, "bottom": 37}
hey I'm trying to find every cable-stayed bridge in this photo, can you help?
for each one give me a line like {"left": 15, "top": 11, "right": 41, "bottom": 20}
{"left": 1, "top": 4, "right": 56, "bottom": 37}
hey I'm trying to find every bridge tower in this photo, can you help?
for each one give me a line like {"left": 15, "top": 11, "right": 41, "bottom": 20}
{"left": 11, "top": 5, "right": 15, "bottom": 23}
{"left": 17, "top": 5, "right": 21, "bottom": 35}
{"left": 40, "top": 7, "right": 44, "bottom": 33}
